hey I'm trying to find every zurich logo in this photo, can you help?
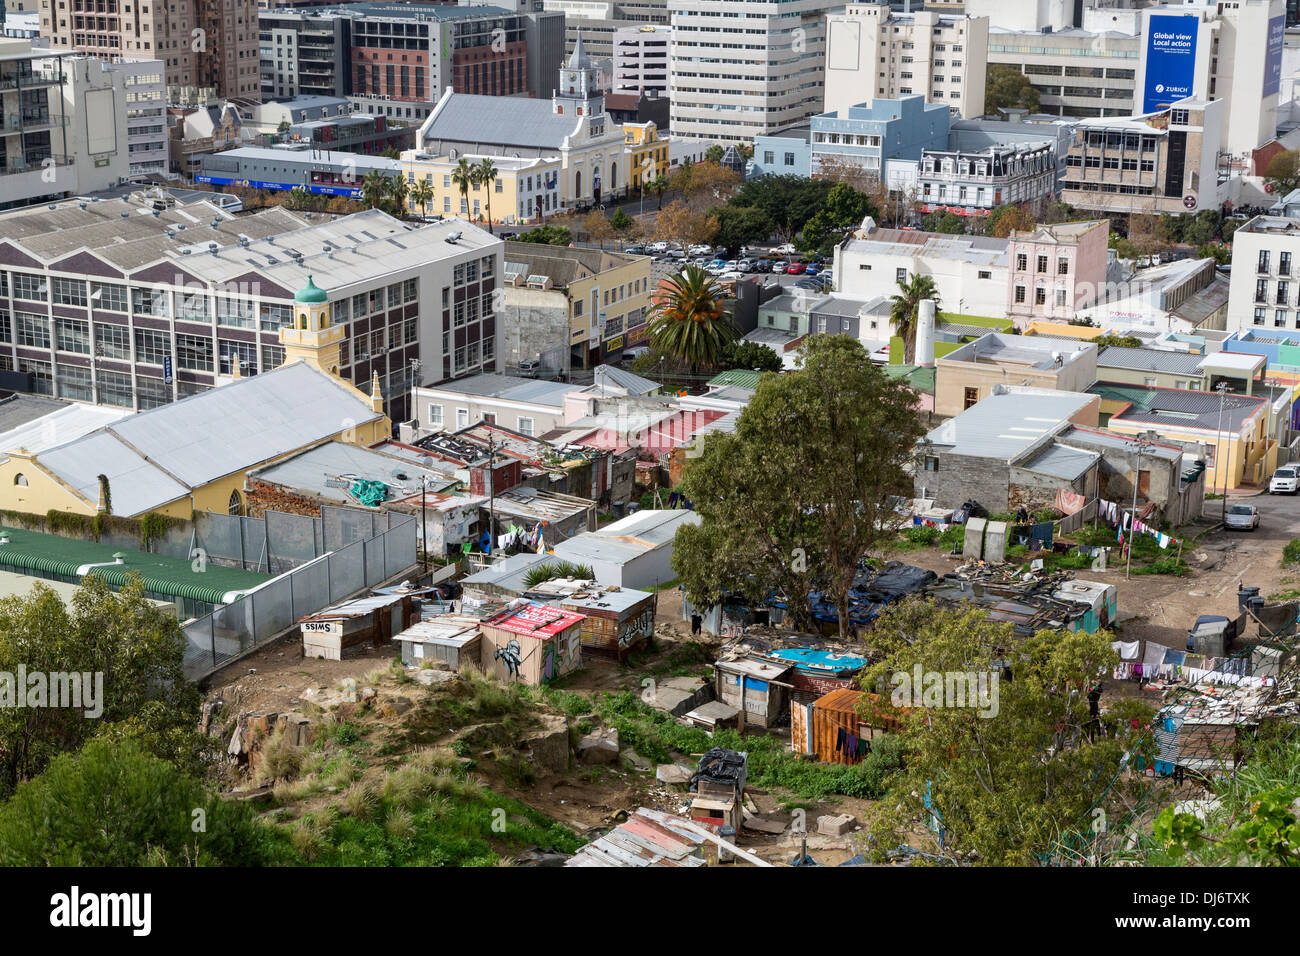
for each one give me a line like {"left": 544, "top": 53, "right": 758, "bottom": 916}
{"left": 1155, "top": 84, "right": 1165, "bottom": 93}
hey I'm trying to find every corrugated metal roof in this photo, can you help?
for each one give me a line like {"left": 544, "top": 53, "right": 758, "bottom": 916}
{"left": 392, "top": 615, "right": 481, "bottom": 647}
{"left": 924, "top": 390, "right": 1094, "bottom": 459}
{"left": 421, "top": 93, "right": 582, "bottom": 150}
{"left": 38, "top": 431, "right": 191, "bottom": 517}
{"left": 483, "top": 601, "right": 585, "bottom": 638}
{"left": 0, "top": 402, "right": 132, "bottom": 463}
{"left": 1019, "top": 443, "right": 1098, "bottom": 481}
{"left": 298, "top": 592, "right": 407, "bottom": 622}
{"left": 592, "top": 364, "right": 661, "bottom": 396}
{"left": 1097, "top": 346, "right": 1205, "bottom": 375}
{"left": 249, "top": 441, "right": 459, "bottom": 503}
{"left": 707, "top": 369, "right": 762, "bottom": 390}
{"left": 0, "top": 526, "right": 268, "bottom": 605}
{"left": 566, "top": 807, "right": 707, "bottom": 867}
{"left": 424, "top": 373, "right": 578, "bottom": 408}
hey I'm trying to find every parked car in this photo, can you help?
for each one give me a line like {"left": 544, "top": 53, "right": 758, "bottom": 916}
{"left": 820, "top": 268, "right": 834, "bottom": 286}
{"left": 624, "top": 244, "right": 647, "bottom": 256}
{"left": 804, "top": 262, "right": 822, "bottom": 276}
{"left": 1270, "top": 466, "right": 1299, "bottom": 494}
{"left": 621, "top": 346, "right": 651, "bottom": 365}
{"left": 785, "top": 262, "right": 806, "bottom": 274}
{"left": 736, "top": 258, "right": 755, "bottom": 273}
{"left": 719, "top": 270, "right": 744, "bottom": 281}
{"left": 774, "top": 243, "right": 797, "bottom": 256}
{"left": 705, "top": 258, "right": 728, "bottom": 273}
{"left": 688, "top": 244, "right": 712, "bottom": 256}
{"left": 794, "top": 278, "right": 822, "bottom": 291}
{"left": 518, "top": 360, "right": 542, "bottom": 377}
{"left": 1225, "top": 504, "right": 1260, "bottom": 531}
{"left": 647, "top": 241, "right": 669, "bottom": 254}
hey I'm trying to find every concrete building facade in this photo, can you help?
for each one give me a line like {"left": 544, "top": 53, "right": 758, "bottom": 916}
{"left": 823, "top": 2, "right": 989, "bottom": 119}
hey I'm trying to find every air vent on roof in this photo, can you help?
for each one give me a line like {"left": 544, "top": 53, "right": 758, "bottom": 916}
{"left": 78, "top": 202, "right": 87, "bottom": 210}
{"left": 238, "top": 234, "right": 251, "bottom": 247}
{"left": 208, "top": 241, "right": 219, "bottom": 255}
{"left": 121, "top": 211, "right": 130, "bottom": 218}
{"left": 182, "top": 248, "right": 191, "bottom": 255}
{"left": 151, "top": 210, "right": 160, "bottom": 218}
{"left": 446, "top": 231, "right": 462, "bottom": 243}
{"left": 47, "top": 203, "right": 56, "bottom": 210}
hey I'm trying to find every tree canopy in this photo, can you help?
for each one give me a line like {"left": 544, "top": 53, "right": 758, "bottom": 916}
{"left": 797, "top": 182, "right": 877, "bottom": 257}
{"left": 1264, "top": 149, "right": 1300, "bottom": 196}
{"left": 985, "top": 64, "right": 1041, "bottom": 115}
{"left": 646, "top": 265, "right": 736, "bottom": 372}
{"left": 673, "top": 336, "right": 924, "bottom": 638}
{"left": 0, "top": 575, "right": 205, "bottom": 799}
{"left": 514, "top": 224, "right": 573, "bottom": 246}
{"left": 721, "top": 340, "right": 782, "bottom": 373}
{"left": 860, "top": 602, "right": 1154, "bottom": 865}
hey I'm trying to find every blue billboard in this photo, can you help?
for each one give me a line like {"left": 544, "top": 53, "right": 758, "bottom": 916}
{"left": 1264, "top": 14, "right": 1285, "bottom": 98}
{"left": 1143, "top": 14, "right": 1199, "bottom": 114}
{"left": 195, "top": 175, "right": 362, "bottom": 200}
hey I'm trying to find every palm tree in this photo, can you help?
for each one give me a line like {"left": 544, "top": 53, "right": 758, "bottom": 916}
{"left": 889, "top": 274, "right": 941, "bottom": 364}
{"left": 647, "top": 266, "right": 737, "bottom": 374}
{"left": 647, "top": 174, "right": 669, "bottom": 211}
{"left": 360, "top": 170, "right": 389, "bottom": 212}
{"left": 410, "top": 178, "right": 433, "bottom": 218}
{"left": 451, "top": 158, "right": 474, "bottom": 218}
{"left": 476, "top": 157, "right": 498, "bottom": 236}
{"left": 387, "top": 175, "right": 410, "bottom": 218}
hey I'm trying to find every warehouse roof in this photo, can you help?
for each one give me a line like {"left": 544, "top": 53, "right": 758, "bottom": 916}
{"left": 422, "top": 373, "right": 579, "bottom": 408}
{"left": 34, "top": 362, "right": 385, "bottom": 516}
{"left": 249, "top": 441, "right": 459, "bottom": 505}
{"left": 420, "top": 91, "right": 583, "bottom": 150}
{"left": 0, "top": 526, "right": 268, "bottom": 606}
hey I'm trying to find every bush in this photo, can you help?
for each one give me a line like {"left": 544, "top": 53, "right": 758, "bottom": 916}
{"left": 903, "top": 524, "right": 941, "bottom": 545}
{"left": 0, "top": 738, "right": 283, "bottom": 866}
{"left": 1284, "top": 539, "right": 1300, "bottom": 567}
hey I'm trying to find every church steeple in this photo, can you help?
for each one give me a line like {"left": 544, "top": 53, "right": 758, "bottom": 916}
{"left": 280, "top": 275, "right": 344, "bottom": 375}
{"left": 553, "top": 28, "right": 602, "bottom": 118}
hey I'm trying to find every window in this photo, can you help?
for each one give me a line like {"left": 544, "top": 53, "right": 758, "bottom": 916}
{"left": 16, "top": 312, "right": 49, "bottom": 349}
{"left": 517, "top": 416, "right": 534, "bottom": 437}
{"left": 1016, "top": 253, "right": 1027, "bottom": 271}
{"left": 176, "top": 333, "right": 213, "bottom": 370}
{"left": 53, "top": 277, "right": 87, "bottom": 307}
{"left": 137, "top": 376, "right": 171, "bottom": 411}
{"left": 260, "top": 303, "right": 292, "bottom": 331}
{"left": 217, "top": 297, "right": 255, "bottom": 328}
{"left": 1259, "top": 250, "right": 1271, "bottom": 274}
{"left": 1256, "top": 279, "right": 1268, "bottom": 304}
{"left": 784, "top": 152, "right": 795, "bottom": 166}
{"left": 1254, "top": 307, "right": 1266, "bottom": 325}
{"left": 1034, "top": 287, "right": 1046, "bottom": 306}
{"left": 1283, "top": 252, "right": 1293, "bottom": 277}
{"left": 0, "top": 310, "right": 9, "bottom": 343}
{"left": 978, "top": 270, "right": 991, "bottom": 280}
{"left": 93, "top": 283, "right": 128, "bottom": 313}
{"left": 1036, "top": 255, "right": 1048, "bottom": 274}
{"left": 895, "top": 268, "right": 907, "bottom": 283}
{"left": 218, "top": 340, "right": 257, "bottom": 376}
{"left": 1014, "top": 285, "right": 1026, "bottom": 304}
{"left": 98, "top": 369, "right": 132, "bottom": 407}
{"left": 94, "top": 322, "right": 130, "bottom": 359}
{"left": 963, "top": 387, "right": 978, "bottom": 410}
{"left": 55, "top": 318, "right": 90, "bottom": 354}
{"left": 19, "top": 358, "right": 52, "bottom": 395}
{"left": 404, "top": 277, "right": 419, "bottom": 301}
{"left": 12, "top": 273, "right": 45, "bottom": 302}
{"left": 1057, "top": 258, "right": 1069, "bottom": 276}
{"left": 352, "top": 293, "right": 369, "bottom": 318}
{"left": 177, "top": 292, "right": 207, "bottom": 322}
{"left": 132, "top": 287, "right": 168, "bottom": 318}
{"left": 428, "top": 403, "right": 443, "bottom": 427}
{"left": 1279, "top": 281, "right": 1290, "bottom": 306}
{"left": 1277, "top": 310, "right": 1289, "bottom": 328}
{"left": 456, "top": 408, "right": 469, "bottom": 429}
{"left": 57, "top": 364, "right": 93, "bottom": 402}
{"left": 924, "top": 455, "right": 939, "bottom": 472}
{"left": 134, "top": 328, "right": 170, "bottom": 365}
{"left": 261, "top": 344, "right": 284, "bottom": 371}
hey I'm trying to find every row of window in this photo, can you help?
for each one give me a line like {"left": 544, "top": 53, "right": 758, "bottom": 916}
{"left": 1257, "top": 250, "right": 1293, "bottom": 276}
{"left": 1014, "top": 254, "right": 1071, "bottom": 276}
{"left": 1013, "top": 286, "right": 1070, "bottom": 308}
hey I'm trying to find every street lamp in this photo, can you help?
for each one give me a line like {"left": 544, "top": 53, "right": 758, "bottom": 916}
{"left": 1125, "top": 437, "right": 1154, "bottom": 580}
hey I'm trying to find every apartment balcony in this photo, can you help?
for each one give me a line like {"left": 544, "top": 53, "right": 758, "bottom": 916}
{"left": 0, "top": 154, "right": 72, "bottom": 178}
{"left": 0, "top": 68, "right": 65, "bottom": 91}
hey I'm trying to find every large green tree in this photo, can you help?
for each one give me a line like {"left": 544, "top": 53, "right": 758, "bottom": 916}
{"left": 797, "top": 182, "right": 876, "bottom": 256}
{"left": 714, "top": 205, "right": 774, "bottom": 253}
{"left": 890, "top": 273, "right": 942, "bottom": 363}
{"left": 721, "top": 340, "right": 782, "bottom": 373}
{"left": 0, "top": 576, "right": 206, "bottom": 798}
{"left": 860, "top": 602, "right": 1154, "bottom": 865}
{"left": 985, "top": 64, "right": 1041, "bottom": 115}
{"left": 1264, "top": 149, "right": 1300, "bottom": 196}
{"left": 514, "top": 224, "right": 573, "bottom": 246}
{"left": 646, "top": 266, "right": 736, "bottom": 372}
{"left": 673, "top": 336, "right": 925, "bottom": 638}
{"left": 0, "top": 738, "right": 279, "bottom": 866}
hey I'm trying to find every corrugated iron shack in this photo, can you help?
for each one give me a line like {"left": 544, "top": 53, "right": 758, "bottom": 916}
{"left": 478, "top": 600, "right": 587, "bottom": 686}
{"left": 392, "top": 614, "right": 483, "bottom": 669}
{"left": 792, "top": 689, "right": 905, "bottom": 765}
{"left": 713, "top": 657, "right": 793, "bottom": 729}
{"left": 565, "top": 807, "right": 708, "bottom": 867}
{"left": 524, "top": 578, "right": 656, "bottom": 661}
{"left": 298, "top": 592, "right": 418, "bottom": 661}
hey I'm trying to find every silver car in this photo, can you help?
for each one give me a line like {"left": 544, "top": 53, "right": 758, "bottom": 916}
{"left": 1225, "top": 504, "right": 1260, "bottom": 532}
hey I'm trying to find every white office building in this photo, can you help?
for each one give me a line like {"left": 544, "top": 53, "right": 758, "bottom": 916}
{"left": 916, "top": 140, "right": 1057, "bottom": 218}
{"left": 107, "top": 59, "right": 167, "bottom": 179}
{"left": 986, "top": 26, "right": 1141, "bottom": 120}
{"left": 668, "top": 0, "right": 840, "bottom": 143}
{"left": 613, "top": 24, "right": 670, "bottom": 95}
{"left": 1133, "top": 0, "right": 1286, "bottom": 160}
{"left": 823, "top": 2, "right": 989, "bottom": 120}
{"left": 1225, "top": 216, "right": 1300, "bottom": 335}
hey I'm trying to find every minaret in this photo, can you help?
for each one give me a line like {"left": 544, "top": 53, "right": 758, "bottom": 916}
{"left": 280, "top": 275, "right": 344, "bottom": 375}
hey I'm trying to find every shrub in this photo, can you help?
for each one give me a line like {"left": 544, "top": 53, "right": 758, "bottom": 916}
{"left": 1284, "top": 539, "right": 1300, "bottom": 567}
{"left": 903, "top": 524, "right": 941, "bottom": 545}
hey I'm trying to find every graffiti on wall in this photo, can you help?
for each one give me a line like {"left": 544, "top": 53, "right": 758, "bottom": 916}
{"left": 617, "top": 609, "right": 654, "bottom": 648}
{"left": 495, "top": 639, "right": 523, "bottom": 680}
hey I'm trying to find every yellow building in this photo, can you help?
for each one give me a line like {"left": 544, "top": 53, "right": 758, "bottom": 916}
{"left": 1022, "top": 321, "right": 1104, "bottom": 341}
{"left": 401, "top": 153, "right": 563, "bottom": 228}
{"left": 623, "top": 121, "right": 669, "bottom": 189}
{"left": 1096, "top": 383, "right": 1273, "bottom": 491}
{"left": 0, "top": 278, "right": 391, "bottom": 520}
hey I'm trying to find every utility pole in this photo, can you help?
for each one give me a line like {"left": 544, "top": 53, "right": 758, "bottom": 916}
{"left": 1125, "top": 438, "right": 1152, "bottom": 580}
{"left": 487, "top": 431, "right": 498, "bottom": 558}
{"left": 1214, "top": 381, "right": 1229, "bottom": 524}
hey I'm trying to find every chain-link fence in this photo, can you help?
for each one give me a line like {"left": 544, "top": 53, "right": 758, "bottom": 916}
{"left": 182, "top": 513, "right": 417, "bottom": 680}
{"left": 188, "top": 505, "right": 410, "bottom": 575}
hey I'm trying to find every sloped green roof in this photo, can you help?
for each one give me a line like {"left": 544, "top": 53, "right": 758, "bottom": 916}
{"left": 0, "top": 527, "right": 270, "bottom": 606}
{"left": 707, "top": 369, "right": 763, "bottom": 390}
{"left": 882, "top": 364, "right": 936, "bottom": 394}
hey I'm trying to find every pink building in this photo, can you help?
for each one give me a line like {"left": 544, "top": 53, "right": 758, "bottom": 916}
{"left": 1005, "top": 221, "right": 1110, "bottom": 327}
